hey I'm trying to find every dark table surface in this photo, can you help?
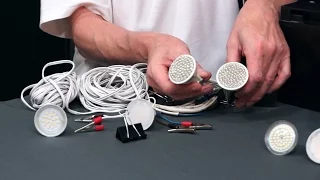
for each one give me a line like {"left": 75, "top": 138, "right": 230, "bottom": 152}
{"left": 0, "top": 98, "right": 319, "bottom": 180}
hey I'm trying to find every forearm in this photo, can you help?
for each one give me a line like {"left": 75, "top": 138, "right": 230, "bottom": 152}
{"left": 68, "top": 7, "right": 154, "bottom": 64}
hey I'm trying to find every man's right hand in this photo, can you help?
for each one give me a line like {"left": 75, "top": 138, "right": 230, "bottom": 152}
{"left": 69, "top": 7, "right": 213, "bottom": 100}
{"left": 144, "top": 33, "right": 213, "bottom": 100}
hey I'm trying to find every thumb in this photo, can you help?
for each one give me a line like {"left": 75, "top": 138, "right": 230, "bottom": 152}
{"left": 226, "top": 41, "right": 242, "bottom": 63}
{"left": 197, "top": 64, "right": 211, "bottom": 81}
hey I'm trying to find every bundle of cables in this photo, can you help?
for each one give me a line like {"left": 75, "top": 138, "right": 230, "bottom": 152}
{"left": 21, "top": 60, "right": 219, "bottom": 119}
{"left": 21, "top": 60, "right": 153, "bottom": 119}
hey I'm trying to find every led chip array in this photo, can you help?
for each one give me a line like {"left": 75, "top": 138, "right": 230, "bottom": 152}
{"left": 265, "top": 120, "right": 298, "bottom": 155}
{"left": 34, "top": 104, "right": 68, "bottom": 137}
{"left": 216, "top": 62, "right": 249, "bottom": 91}
{"left": 168, "top": 55, "right": 197, "bottom": 84}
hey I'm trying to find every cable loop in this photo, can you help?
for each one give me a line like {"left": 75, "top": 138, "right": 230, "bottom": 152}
{"left": 77, "top": 63, "right": 149, "bottom": 114}
{"left": 21, "top": 60, "right": 78, "bottom": 112}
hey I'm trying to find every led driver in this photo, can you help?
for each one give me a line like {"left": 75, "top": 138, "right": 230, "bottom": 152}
{"left": 34, "top": 104, "right": 68, "bottom": 137}
{"left": 168, "top": 55, "right": 202, "bottom": 84}
{"left": 306, "top": 128, "right": 320, "bottom": 164}
{"left": 264, "top": 120, "right": 298, "bottom": 156}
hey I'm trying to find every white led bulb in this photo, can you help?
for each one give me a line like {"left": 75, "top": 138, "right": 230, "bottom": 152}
{"left": 216, "top": 62, "right": 249, "bottom": 91}
{"left": 126, "top": 99, "right": 156, "bottom": 130}
{"left": 168, "top": 55, "right": 202, "bottom": 84}
{"left": 306, "top": 128, "right": 320, "bottom": 164}
{"left": 264, "top": 120, "right": 298, "bottom": 156}
{"left": 34, "top": 104, "right": 68, "bottom": 137}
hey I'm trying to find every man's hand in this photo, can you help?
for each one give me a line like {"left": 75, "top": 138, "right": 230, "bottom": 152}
{"left": 226, "top": 0, "right": 292, "bottom": 107}
{"left": 144, "top": 33, "right": 213, "bottom": 100}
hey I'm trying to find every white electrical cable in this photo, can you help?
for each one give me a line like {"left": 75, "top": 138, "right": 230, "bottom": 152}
{"left": 75, "top": 63, "right": 151, "bottom": 116}
{"left": 152, "top": 96, "right": 218, "bottom": 116}
{"left": 21, "top": 60, "right": 216, "bottom": 121}
{"left": 21, "top": 61, "right": 153, "bottom": 118}
{"left": 21, "top": 60, "right": 78, "bottom": 113}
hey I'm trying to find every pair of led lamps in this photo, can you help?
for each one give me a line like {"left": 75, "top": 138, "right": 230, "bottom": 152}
{"left": 168, "top": 54, "right": 249, "bottom": 91}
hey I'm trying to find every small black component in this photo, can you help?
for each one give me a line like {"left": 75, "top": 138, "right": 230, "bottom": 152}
{"left": 116, "top": 123, "right": 147, "bottom": 143}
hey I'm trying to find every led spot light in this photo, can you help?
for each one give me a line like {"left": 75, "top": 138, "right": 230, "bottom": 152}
{"left": 34, "top": 104, "right": 68, "bottom": 137}
{"left": 216, "top": 62, "right": 249, "bottom": 91}
{"left": 168, "top": 55, "right": 202, "bottom": 84}
{"left": 306, "top": 128, "right": 320, "bottom": 164}
{"left": 126, "top": 99, "right": 156, "bottom": 130}
{"left": 264, "top": 120, "right": 298, "bottom": 156}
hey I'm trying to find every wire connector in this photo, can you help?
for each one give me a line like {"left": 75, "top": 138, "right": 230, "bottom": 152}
{"left": 74, "top": 114, "right": 104, "bottom": 133}
{"left": 74, "top": 114, "right": 105, "bottom": 122}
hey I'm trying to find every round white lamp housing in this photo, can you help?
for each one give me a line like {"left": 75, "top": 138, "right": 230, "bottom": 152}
{"left": 216, "top": 62, "right": 249, "bottom": 91}
{"left": 264, "top": 120, "right": 298, "bottom": 156}
{"left": 126, "top": 99, "right": 156, "bottom": 130}
{"left": 168, "top": 55, "right": 202, "bottom": 84}
{"left": 306, "top": 128, "right": 320, "bottom": 164}
{"left": 34, "top": 104, "right": 68, "bottom": 137}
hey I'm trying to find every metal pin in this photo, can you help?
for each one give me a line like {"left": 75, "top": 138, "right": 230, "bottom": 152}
{"left": 74, "top": 116, "right": 103, "bottom": 133}
{"left": 74, "top": 125, "right": 104, "bottom": 133}
{"left": 190, "top": 124, "right": 213, "bottom": 130}
{"left": 168, "top": 128, "right": 196, "bottom": 134}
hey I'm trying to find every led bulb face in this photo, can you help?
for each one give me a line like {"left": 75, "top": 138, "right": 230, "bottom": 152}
{"left": 34, "top": 104, "right": 68, "bottom": 137}
{"left": 126, "top": 99, "right": 155, "bottom": 130}
{"left": 306, "top": 128, "right": 320, "bottom": 164}
{"left": 265, "top": 120, "right": 298, "bottom": 156}
{"left": 216, "top": 62, "right": 249, "bottom": 91}
{"left": 168, "top": 55, "right": 200, "bottom": 84}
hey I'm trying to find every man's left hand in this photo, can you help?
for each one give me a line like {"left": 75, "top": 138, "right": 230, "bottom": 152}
{"left": 226, "top": 0, "right": 291, "bottom": 107}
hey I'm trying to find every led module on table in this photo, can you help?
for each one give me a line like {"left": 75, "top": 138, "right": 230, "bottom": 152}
{"left": 34, "top": 104, "right": 68, "bottom": 137}
{"left": 264, "top": 120, "right": 298, "bottom": 156}
{"left": 126, "top": 99, "right": 156, "bottom": 131}
{"left": 306, "top": 128, "right": 320, "bottom": 164}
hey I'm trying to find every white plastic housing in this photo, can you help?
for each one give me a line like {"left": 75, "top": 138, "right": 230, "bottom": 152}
{"left": 126, "top": 99, "right": 156, "bottom": 130}
{"left": 306, "top": 128, "right": 320, "bottom": 164}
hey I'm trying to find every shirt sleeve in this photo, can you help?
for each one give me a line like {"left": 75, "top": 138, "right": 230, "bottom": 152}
{"left": 40, "top": 0, "right": 112, "bottom": 38}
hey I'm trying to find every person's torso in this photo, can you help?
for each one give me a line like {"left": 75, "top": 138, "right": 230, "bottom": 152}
{"left": 74, "top": 0, "right": 239, "bottom": 80}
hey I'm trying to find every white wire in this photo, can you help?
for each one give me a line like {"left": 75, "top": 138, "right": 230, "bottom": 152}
{"left": 152, "top": 96, "right": 218, "bottom": 116}
{"left": 21, "top": 60, "right": 217, "bottom": 119}
{"left": 75, "top": 63, "right": 150, "bottom": 116}
{"left": 21, "top": 60, "right": 78, "bottom": 113}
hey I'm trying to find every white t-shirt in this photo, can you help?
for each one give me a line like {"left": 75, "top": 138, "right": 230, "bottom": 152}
{"left": 40, "top": 0, "right": 239, "bottom": 80}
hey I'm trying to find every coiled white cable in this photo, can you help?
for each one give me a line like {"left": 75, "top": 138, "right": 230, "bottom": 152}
{"left": 21, "top": 60, "right": 216, "bottom": 119}
{"left": 75, "top": 63, "right": 153, "bottom": 115}
{"left": 21, "top": 60, "right": 154, "bottom": 119}
{"left": 21, "top": 60, "right": 78, "bottom": 113}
